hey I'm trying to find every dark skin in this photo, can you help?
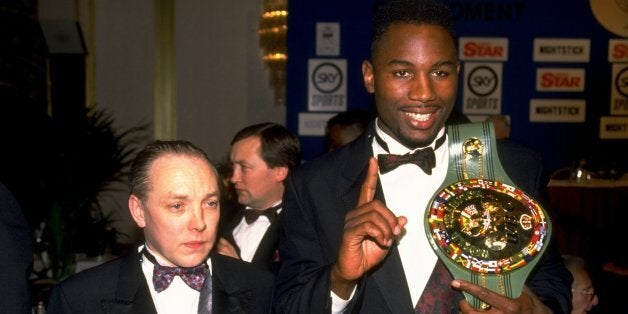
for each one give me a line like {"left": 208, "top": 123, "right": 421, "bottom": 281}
{"left": 330, "top": 22, "right": 551, "bottom": 313}
{"left": 330, "top": 157, "right": 407, "bottom": 298}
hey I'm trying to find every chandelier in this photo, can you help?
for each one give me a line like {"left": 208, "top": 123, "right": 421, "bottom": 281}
{"left": 259, "top": 0, "right": 288, "bottom": 106}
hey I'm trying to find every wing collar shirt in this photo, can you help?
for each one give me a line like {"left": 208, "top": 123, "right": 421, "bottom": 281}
{"left": 330, "top": 119, "right": 449, "bottom": 313}
{"left": 140, "top": 245, "right": 212, "bottom": 314}
{"left": 233, "top": 201, "right": 282, "bottom": 262}
{"left": 375, "top": 122, "right": 449, "bottom": 305}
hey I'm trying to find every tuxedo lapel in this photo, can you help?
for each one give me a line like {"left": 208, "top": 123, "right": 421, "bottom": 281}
{"left": 251, "top": 220, "right": 280, "bottom": 269}
{"left": 371, "top": 246, "right": 414, "bottom": 312}
{"left": 211, "top": 253, "right": 255, "bottom": 313}
{"left": 339, "top": 123, "right": 377, "bottom": 209}
{"left": 100, "top": 249, "right": 157, "bottom": 313}
{"left": 339, "top": 125, "right": 414, "bottom": 312}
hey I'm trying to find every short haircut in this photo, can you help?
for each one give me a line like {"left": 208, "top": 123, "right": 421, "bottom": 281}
{"left": 231, "top": 122, "right": 301, "bottom": 171}
{"left": 370, "top": 0, "right": 456, "bottom": 59}
{"left": 562, "top": 254, "right": 586, "bottom": 272}
{"left": 128, "top": 140, "right": 217, "bottom": 202}
{"left": 326, "top": 110, "right": 374, "bottom": 131}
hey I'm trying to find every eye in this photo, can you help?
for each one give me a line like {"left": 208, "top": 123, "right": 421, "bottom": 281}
{"left": 432, "top": 70, "right": 448, "bottom": 77}
{"left": 431, "top": 63, "right": 458, "bottom": 79}
{"left": 205, "top": 199, "right": 219, "bottom": 209}
{"left": 393, "top": 70, "right": 412, "bottom": 78}
{"left": 170, "top": 203, "right": 184, "bottom": 212}
{"left": 241, "top": 164, "right": 252, "bottom": 173}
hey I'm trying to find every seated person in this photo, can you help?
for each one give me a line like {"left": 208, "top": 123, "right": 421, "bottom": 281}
{"left": 563, "top": 255, "right": 599, "bottom": 313}
{"left": 47, "top": 140, "right": 273, "bottom": 314}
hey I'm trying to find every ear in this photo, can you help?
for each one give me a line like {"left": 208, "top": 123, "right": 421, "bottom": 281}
{"left": 273, "top": 166, "right": 289, "bottom": 182}
{"left": 128, "top": 195, "right": 147, "bottom": 228}
{"left": 362, "top": 60, "right": 375, "bottom": 94}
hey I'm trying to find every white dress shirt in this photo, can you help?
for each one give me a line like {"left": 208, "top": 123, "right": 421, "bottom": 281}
{"left": 374, "top": 124, "right": 448, "bottom": 305}
{"left": 331, "top": 121, "right": 449, "bottom": 312}
{"left": 232, "top": 201, "right": 282, "bottom": 262}
{"left": 140, "top": 245, "right": 213, "bottom": 314}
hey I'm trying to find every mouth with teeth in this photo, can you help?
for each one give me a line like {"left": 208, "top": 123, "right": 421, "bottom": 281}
{"left": 405, "top": 111, "right": 431, "bottom": 122}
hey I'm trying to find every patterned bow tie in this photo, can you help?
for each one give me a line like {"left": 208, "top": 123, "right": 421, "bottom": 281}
{"left": 244, "top": 203, "right": 281, "bottom": 224}
{"left": 142, "top": 247, "right": 208, "bottom": 293}
{"left": 375, "top": 131, "right": 446, "bottom": 175}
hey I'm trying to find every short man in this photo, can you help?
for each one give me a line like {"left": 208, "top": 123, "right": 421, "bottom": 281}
{"left": 274, "top": 0, "right": 571, "bottom": 313}
{"left": 563, "top": 255, "right": 599, "bottom": 314}
{"left": 487, "top": 114, "right": 511, "bottom": 139}
{"left": 325, "top": 110, "right": 374, "bottom": 152}
{"left": 47, "top": 140, "right": 273, "bottom": 314}
{"left": 216, "top": 122, "right": 300, "bottom": 272}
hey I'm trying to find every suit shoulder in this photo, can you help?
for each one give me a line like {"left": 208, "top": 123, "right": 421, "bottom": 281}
{"left": 295, "top": 139, "right": 368, "bottom": 179}
{"left": 497, "top": 139, "right": 541, "bottom": 162}
{"left": 55, "top": 257, "right": 123, "bottom": 290}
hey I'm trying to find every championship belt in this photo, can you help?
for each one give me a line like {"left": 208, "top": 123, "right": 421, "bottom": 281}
{"left": 424, "top": 122, "right": 551, "bottom": 310}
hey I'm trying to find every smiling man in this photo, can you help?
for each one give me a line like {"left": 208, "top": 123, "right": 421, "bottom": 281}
{"left": 47, "top": 140, "right": 273, "bottom": 314}
{"left": 274, "top": 0, "right": 571, "bottom": 313}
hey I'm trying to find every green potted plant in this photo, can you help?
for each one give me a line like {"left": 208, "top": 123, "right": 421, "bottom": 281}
{"left": 34, "top": 107, "right": 147, "bottom": 280}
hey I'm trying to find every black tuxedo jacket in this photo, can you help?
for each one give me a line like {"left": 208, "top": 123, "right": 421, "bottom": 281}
{"left": 274, "top": 125, "right": 572, "bottom": 313}
{"left": 47, "top": 248, "right": 274, "bottom": 314}
{"left": 0, "top": 182, "right": 32, "bottom": 314}
{"left": 222, "top": 206, "right": 281, "bottom": 273}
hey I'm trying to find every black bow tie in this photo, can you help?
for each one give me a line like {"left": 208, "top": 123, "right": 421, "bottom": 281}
{"left": 142, "top": 247, "right": 208, "bottom": 293}
{"left": 375, "top": 132, "right": 446, "bottom": 175}
{"left": 244, "top": 203, "right": 281, "bottom": 224}
{"left": 378, "top": 148, "right": 436, "bottom": 175}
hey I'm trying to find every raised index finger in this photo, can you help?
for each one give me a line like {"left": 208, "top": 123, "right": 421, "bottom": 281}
{"left": 357, "top": 157, "right": 379, "bottom": 206}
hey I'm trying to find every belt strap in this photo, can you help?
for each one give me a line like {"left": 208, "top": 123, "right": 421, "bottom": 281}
{"left": 424, "top": 121, "right": 552, "bottom": 310}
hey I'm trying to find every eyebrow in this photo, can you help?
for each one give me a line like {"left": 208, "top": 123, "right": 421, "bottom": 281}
{"left": 387, "top": 59, "right": 459, "bottom": 68}
{"left": 165, "top": 190, "right": 219, "bottom": 201}
{"left": 205, "top": 191, "right": 220, "bottom": 199}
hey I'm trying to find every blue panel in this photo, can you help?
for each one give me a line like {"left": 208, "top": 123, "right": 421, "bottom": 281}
{"left": 287, "top": 0, "right": 628, "bottom": 177}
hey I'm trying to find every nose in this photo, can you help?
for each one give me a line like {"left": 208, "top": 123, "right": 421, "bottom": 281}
{"left": 407, "top": 74, "right": 435, "bottom": 103}
{"left": 230, "top": 166, "right": 240, "bottom": 184}
{"left": 189, "top": 206, "right": 207, "bottom": 232}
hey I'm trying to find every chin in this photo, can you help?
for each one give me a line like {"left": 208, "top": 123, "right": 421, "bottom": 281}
{"left": 399, "top": 135, "right": 433, "bottom": 149}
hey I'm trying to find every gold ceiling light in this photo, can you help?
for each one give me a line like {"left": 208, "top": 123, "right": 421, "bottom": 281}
{"left": 259, "top": 0, "right": 288, "bottom": 106}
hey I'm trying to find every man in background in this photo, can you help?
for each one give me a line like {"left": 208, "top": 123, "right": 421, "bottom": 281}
{"left": 563, "top": 255, "right": 599, "bottom": 314}
{"left": 325, "top": 110, "right": 375, "bottom": 152}
{"left": 487, "top": 114, "right": 511, "bottom": 140}
{"left": 216, "top": 123, "right": 300, "bottom": 272}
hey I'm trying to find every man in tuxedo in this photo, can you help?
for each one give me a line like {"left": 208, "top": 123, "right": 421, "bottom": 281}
{"left": 47, "top": 140, "right": 273, "bottom": 314}
{"left": 216, "top": 122, "right": 300, "bottom": 272}
{"left": 274, "top": 0, "right": 572, "bottom": 313}
{"left": 0, "top": 181, "right": 32, "bottom": 313}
